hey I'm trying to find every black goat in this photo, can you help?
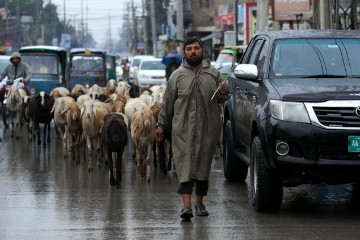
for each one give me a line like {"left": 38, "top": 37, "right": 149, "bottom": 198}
{"left": 28, "top": 91, "right": 54, "bottom": 147}
{"left": 102, "top": 113, "right": 128, "bottom": 188}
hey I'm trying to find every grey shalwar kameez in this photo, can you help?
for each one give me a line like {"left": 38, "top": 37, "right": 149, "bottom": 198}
{"left": 157, "top": 59, "right": 231, "bottom": 183}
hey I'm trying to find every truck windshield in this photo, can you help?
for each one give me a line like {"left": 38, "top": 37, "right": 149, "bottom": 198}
{"left": 271, "top": 39, "right": 360, "bottom": 78}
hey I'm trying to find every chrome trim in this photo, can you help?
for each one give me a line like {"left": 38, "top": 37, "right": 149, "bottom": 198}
{"left": 304, "top": 100, "right": 360, "bottom": 130}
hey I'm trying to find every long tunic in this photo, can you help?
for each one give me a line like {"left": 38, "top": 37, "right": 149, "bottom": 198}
{"left": 157, "top": 59, "right": 231, "bottom": 183}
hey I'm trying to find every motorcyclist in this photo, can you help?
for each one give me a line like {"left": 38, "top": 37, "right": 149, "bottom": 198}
{"left": 0, "top": 52, "right": 32, "bottom": 102}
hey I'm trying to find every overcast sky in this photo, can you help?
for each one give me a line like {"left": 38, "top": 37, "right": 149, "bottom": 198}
{"left": 49, "top": 0, "right": 141, "bottom": 45}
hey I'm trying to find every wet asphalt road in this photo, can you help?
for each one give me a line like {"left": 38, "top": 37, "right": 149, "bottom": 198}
{"left": 1, "top": 124, "right": 360, "bottom": 240}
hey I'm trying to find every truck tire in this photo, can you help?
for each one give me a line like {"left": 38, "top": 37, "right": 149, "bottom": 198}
{"left": 250, "top": 136, "right": 283, "bottom": 212}
{"left": 223, "top": 120, "right": 248, "bottom": 182}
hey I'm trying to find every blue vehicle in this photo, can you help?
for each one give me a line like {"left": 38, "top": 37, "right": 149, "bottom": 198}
{"left": 69, "top": 48, "right": 107, "bottom": 90}
{"left": 19, "top": 45, "right": 68, "bottom": 94}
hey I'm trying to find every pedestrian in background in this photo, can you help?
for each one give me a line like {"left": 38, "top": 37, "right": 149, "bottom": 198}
{"left": 165, "top": 57, "right": 180, "bottom": 82}
{"left": 156, "top": 36, "right": 231, "bottom": 220}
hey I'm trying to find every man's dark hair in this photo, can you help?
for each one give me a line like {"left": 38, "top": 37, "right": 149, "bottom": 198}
{"left": 183, "top": 36, "right": 203, "bottom": 51}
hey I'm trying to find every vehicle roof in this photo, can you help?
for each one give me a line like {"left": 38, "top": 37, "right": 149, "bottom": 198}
{"left": 132, "top": 55, "right": 155, "bottom": 59}
{"left": 223, "top": 45, "right": 248, "bottom": 50}
{"left": 140, "top": 58, "right": 162, "bottom": 62}
{"left": 19, "top": 45, "right": 67, "bottom": 52}
{"left": 257, "top": 29, "right": 360, "bottom": 40}
{"left": 70, "top": 48, "right": 106, "bottom": 54}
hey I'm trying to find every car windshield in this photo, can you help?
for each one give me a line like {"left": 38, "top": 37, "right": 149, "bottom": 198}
{"left": 271, "top": 38, "right": 360, "bottom": 78}
{"left": 131, "top": 59, "right": 141, "bottom": 68}
{"left": 22, "top": 54, "right": 59, "bottom": 74}
{"left": 140, "top": 61, "right": 166, "bottom": 70}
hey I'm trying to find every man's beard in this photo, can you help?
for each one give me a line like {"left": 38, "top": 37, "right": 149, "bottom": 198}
{"left": 185, "top": 54, "right": 203, "bottom": 66}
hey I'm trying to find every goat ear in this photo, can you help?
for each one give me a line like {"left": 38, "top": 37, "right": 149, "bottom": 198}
{"left": 80, "top": 106, "right": 84, "bottom": 117}
{"left": 110, "top": 104, "right": 115, "bottom": 112}
{"left": 120, "top": 113, "right": 129, "bottom": 128}
{"left": 92, "top": 106, "right": 97, "bottom": 117}
{"left": 60, "top": 107, "right": 69, "bottom": 115}
{"left": 50, "top": 101, "right": 57, "bottom": 113}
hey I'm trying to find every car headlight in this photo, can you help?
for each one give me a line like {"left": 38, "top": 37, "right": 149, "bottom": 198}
{"left": 137, "top": 73, "right": 150, "bottom": 79}
{"left": 270, "top": 100, "right": 310, "bottom": 123}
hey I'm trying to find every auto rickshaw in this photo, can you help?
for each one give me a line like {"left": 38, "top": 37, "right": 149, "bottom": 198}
{"left": 106, "top": 53, "right": 117, "bottom": 81}
{"left": 69, "top": 48, "right": 107, "bottom": 90}
{"left": 19, "top": 45, "right": 68, "bottom": 94}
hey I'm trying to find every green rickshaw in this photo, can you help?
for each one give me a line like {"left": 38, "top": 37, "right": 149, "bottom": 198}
{"left": 19, "top": 45, "right": 68, "bottom": 94}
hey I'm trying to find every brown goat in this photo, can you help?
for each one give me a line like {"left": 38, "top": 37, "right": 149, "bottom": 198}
{"left": 131, "top": 107, "right": 156, "bottom": 182}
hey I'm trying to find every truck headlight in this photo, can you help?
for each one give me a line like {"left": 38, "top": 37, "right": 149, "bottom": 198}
{"left": 270, "top": 100, "right": 310, "bottom": 123}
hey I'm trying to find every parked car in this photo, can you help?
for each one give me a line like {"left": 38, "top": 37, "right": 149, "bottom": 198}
{"left": 214, "top": 45, "right": 246, "bottom": 70}
{"left": 136, "top": 58, "right": 166, "bottom": 87}
{"left": 224, "top": 29, "right": 360, "bottom": 212}
{"left": 217, "top": 62, "right": 237, "bottom": 81}
{"left": 129, "top": 55, "right": 155, "bottom": 84}
{"left": 0, "top": 55, "right": 10, "bottom": 72}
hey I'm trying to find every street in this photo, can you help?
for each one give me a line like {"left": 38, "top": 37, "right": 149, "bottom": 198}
{"left": 1, "top": 124, "right": 360, "bottom": 240}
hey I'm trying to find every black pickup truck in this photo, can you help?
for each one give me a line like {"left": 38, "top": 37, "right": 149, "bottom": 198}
{"left": 223, "top": 30, "right": 360, "bottom": 212}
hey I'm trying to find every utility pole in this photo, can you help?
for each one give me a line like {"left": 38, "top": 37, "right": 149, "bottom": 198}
{"left": 351, "top": 0, "right": 358, "bottom": 30}
{"left": 256, "top": 0, "right": 269, "bottom": 32}
{"left": 81, "top": 0, "right": 84, "bottom": 45}
{"left": 108, "top": 11, "right": 112, "bottom": 52}
{"left": 176, "top": 0, "right": 184, "bottom": 52}
{"left": 63, "top": 0, "right": 66, "bottom": 23}
{"left": 142, "top": 0, "right": 149, "bottom": 54}
{"left": 319, "top": 0, "right": 331, "bottom": 29}
{"left": 334, "top": 0, "right": 340, "bottom": 29}
{"left": 150, "top": 0, "right": 157, "bottom": 56}
{"left": 233, "top": 0, "right": 238, "bottom": 45}
{"left": 132, "top": 0, "right": 138, "bottom": 53}
{"left": 16, "top": 0, "right": 21, "bottom": 47}
{"left": 5, "top": 0, "right": 8, "bottom": 33}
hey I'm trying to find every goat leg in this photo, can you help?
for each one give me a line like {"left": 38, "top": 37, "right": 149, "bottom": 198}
{"left": 109, "top": 149, "right": 115, "bottom": 186}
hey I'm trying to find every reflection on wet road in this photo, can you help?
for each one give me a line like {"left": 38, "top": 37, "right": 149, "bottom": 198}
{"left": 1, "top": 125, "right": 360, "bottom": 239}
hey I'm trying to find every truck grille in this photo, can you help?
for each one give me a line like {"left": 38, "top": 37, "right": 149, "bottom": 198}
{"left": 313, "top": 107, "right": 360, "bottom": 128}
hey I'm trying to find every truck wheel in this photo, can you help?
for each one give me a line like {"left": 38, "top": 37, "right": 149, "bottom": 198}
{"left": 250, "top": 136, "right": 283, "bottom": 212}
{"left": 223, "top": 120, "right": 248, "bottom": 182}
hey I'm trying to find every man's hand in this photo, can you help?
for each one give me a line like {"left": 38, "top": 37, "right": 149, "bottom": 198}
{"left": 155, "top": 127, "right": 164, "bottom": 142}
{"left": 219, "top": 82, "right": 229, "bottom": 95}
{"left": 22, "top": 79, "right": 29, "bottom": 84}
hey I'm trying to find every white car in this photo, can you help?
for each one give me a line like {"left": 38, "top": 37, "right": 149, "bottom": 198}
{"left": 136, "top": 58, "right": 166, "bottom": 87}
{"left": 129, "top": 55, "right": 155, "bottom": 84}
{"left": 0, "top": 55, "right": 10, "bottom": 72}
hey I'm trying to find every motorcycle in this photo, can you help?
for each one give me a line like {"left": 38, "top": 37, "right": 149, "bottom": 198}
{"left": 2, "top": 77, "right": 24, "bottom": 128}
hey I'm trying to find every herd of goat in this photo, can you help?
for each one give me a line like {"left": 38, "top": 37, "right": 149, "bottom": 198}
{"left": 0, "top": 80, "right": 171, "bottom": 188}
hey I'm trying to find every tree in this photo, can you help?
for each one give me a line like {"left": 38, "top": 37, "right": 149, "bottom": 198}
{"left": 0, "top": 0, "right": 93, "bottom": 48}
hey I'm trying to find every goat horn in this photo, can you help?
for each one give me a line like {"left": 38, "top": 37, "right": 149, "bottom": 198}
{"left": 60, "top": 107, "right": 70, "bottom": 115}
